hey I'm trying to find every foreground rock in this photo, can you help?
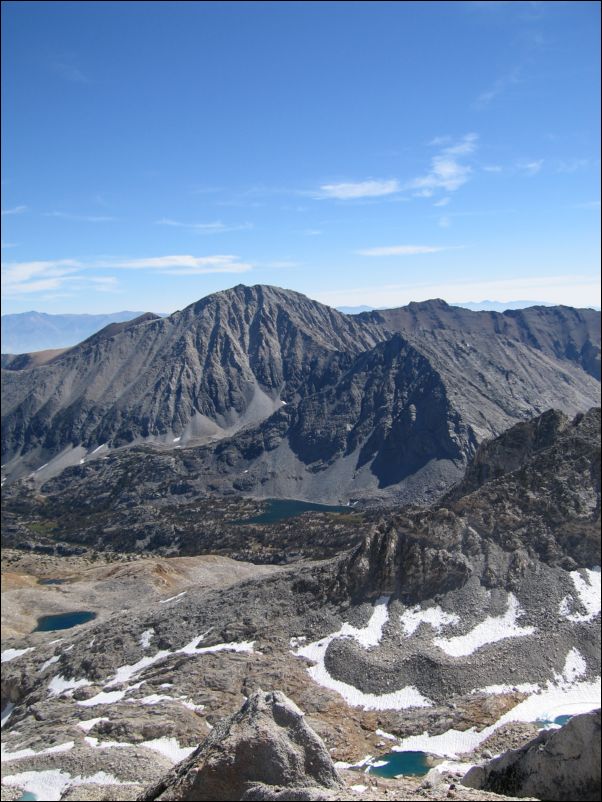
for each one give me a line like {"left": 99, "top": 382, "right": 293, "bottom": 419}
{"left": 138, "top": 689, "right": 344, "bottom": 801}
{"left": 463, "top": 709, "right": 601, "bottom": 801}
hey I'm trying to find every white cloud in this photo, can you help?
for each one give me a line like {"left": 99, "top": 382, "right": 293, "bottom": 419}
{"left": 357, "top": 245, "right": 455, "bottom": 256}
{"left": 405, "top": 135, "right": 478, "bottom": 196}
{"left": 109, "top": 254, "right": 252, "bottom": 273}
{"left": 473, "top": 69, "right": 521, "bottom": 109}
{"left": 45, "top": 212, "right": 116, "bottom": 222}
{"left": 315, "top": 274, "right": 601, "bottom": 310}
{"left": 317, "top": 180, "right": 400, "bottom": 200}
{"left": 518, "top": 160, "right": 544, "bottom": 176}
{"left": 442, "top": 132, "right": 479, "bottom": 156}
{"left": 155, "top": 218, "right": 253, "bottom": 233}
{"left": 1, "top": 253, "right": 252, "bottom": 297}
{"left": 483, "top": 165, "right": 503, "bottom": 173}
{"left": 1, "top": 241, "right": 18, "bottom": 249}
{"left": 433, "top": 197, "right": 451, "bottom": 207}
{"left": 573, "top": 200, "right": 601, "bottom": 210}
{"left": 51, "top": 61, "right": 88, "bottom": 83}
{"left": 1, "top": 259, "right": 84, "bottom": 297}
{"left": 1, "top": 205, "right": 27, "bottom": 216}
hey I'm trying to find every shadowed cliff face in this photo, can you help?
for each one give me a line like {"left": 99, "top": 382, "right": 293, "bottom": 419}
{"left": 340, "top": 407, "right": 601, "bottom": 600}
{"left": 1, "top": 286, "right": 600, "bottom": 502}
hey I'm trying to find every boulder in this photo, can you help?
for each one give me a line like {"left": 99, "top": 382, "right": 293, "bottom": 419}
{"left": 463, "top": 708, "right": 601, "bottom": 801}
{"left": 138, "top": 690, "right": 344, "bottom": 801}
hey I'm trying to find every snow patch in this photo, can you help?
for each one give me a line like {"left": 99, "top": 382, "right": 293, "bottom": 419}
{"left": 1, "top": 647, "right": 34, "bottom": 663}
{"left": 159, "top": 591, "right": 187, "bottom": 604}
{"left": 2, "top": 769, "right": 134, "bottom": 802}
{"left": 39, "top": 655, "right": 60, "bottom": 672}
{"left": 139, "top": 629, "right": 155, "bottom": 650}
{"left": 1, "top": 702, "right": 15, "bottom": 728}
{"left": 293, "top": 596, "right": 433, "bottom": 711}
{"left": 559, "top": 567, "right": 601, "bottom": 623}
{"left": 391, "top": 648, "right": 599, "bottom": 758}
{"left": 2, "top": 741, "right": 74, "bottom": 763}
{"left": 140, "top": 736, "right": 196, "bottom": 763}
{"left": 78, "top": 689, "right": 128, "bottom": 707}
{"left": 400, "top": 605, "right": 460, "bottom": 636}
{"left": 48, "top": 675, "right": 92, "bottom": 697}
{"left": 433, "top": 594, "right": 536, "bottom": 657}
{"left": 77, "top": 717, "right": 109, "bottom": 732}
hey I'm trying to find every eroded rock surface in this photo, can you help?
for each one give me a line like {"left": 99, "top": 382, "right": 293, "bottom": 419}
{"left": 138, "top": 690, "right": 344, "bottom": 801}
{"left": 463, "top": 708, "right": 601, "bottom": 801}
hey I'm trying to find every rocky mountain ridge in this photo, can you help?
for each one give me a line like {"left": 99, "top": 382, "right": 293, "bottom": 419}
{"left": 2, "top": 285, "right": 600, "bottom": 504}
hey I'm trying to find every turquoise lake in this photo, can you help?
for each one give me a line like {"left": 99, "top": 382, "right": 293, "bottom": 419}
{"left": 367, "top": 751, "right": 431, "bottom": 778}
{"left": 233, "top": 498, "right": 352, "bottom": 525}
{"left": 34, "top": 610, "right": 96, "bottom": 632}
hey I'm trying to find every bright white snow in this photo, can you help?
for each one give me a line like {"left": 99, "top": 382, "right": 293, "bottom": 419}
{"left": 39, "top": 655, "right": 61, "bottom": 672}
{"left": 293, "top": 596, "right": 433, "bottom": 711}
{"left": 399, "top": 605, "right": 460, "bottom": 637}
{"left": 433, "top": 594, "right": 536, "bottom": 657}
{"left": 2, "top": 741, "right": 74, "bottom": 763}
{"left": 1, "top": 647, "right": 34, "bottom": 663}
{"left": 139, "top": 629, "right": 155, "bottom": 649}
{"left": 559, "top": 567, "right": 601, "bottom": 623}
{"left": 77, "top": 717, "right": 109, "bottom": 732}
{"left": 390, "top": 648, "right": 600, "bottom": 758}
{"left": 1, "top": 703, "right": 15, "bottom": 728}
{"left": 2, "top": 769, "right": 133, "bottom": 802}
{"left": 48, "top": 675, "right": 92, "bottom": 697}
{"left": 159, "top": 591, "right": 187, "bottom": 604}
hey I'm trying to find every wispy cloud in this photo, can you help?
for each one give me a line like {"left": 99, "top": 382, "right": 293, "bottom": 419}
{"left": 1, "top": 241, "right": 18, "bottom": 249}
{"left": 316, "top": 179, "right": 400, "bottom": 200}
{"left": 483, "top": 165, "right": 503, "bottom": 173}
{"left": 1, "top": 205, "right": 27, "bottom": 216}
{"left": 51, "top": 60, "right": 88, "bottom": 84}
{"left": 438, "top": 216, "right": 451, "bottom": 228}
{"left": 473, "top": 68, "right": 521, "bottom": 109}
{"left": 155, "top": 218, "right": 253, "bottom": 233}
{"left": 1, "top": 259, "right": 84, "bottom": 296}
{"left": 433, "top": 197, "right": 451, "bottom": 207}
{"left": 107, "top": 254, "right": 252, "bottom": 275}
{"left": 1, "top": 253, "right": 253, "bottom": 296}
{"left": 405, "top": 134, "right": 477, "bottom": 196}
{"left": 573, "top": 200, "right": 601, "bottom": 210}
{"left": 45, "top": 211, "right": 117, "bottom": 222}
{"left": 357, "top": 245, "right": 456, "bottom": 256}
{"left": 554, "top": 158, "right": 589, "bottom": 174}
{"left": 518, "top": 159, "right": 544, "bottom": 175}
{"left": 303, "top": 228, "right": 322, "bottom": 236}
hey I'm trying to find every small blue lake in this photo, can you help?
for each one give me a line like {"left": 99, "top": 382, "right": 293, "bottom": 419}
{"left": 233, "top": 498, "right": 352, "bottom": 525}
{"left": 34, "top": 610, "right": 96, "bottom": 632}
{"left": 536, "top": 713, "right": 573, "bottom": 729}
{"left": 18, "top": 793, "right": 38, "bottom": 801}
{"left": 38, "top": 578, "right": 67, "bottom": 585}
{"left": 367, "top": 751, "right": 431, "bottom": 778}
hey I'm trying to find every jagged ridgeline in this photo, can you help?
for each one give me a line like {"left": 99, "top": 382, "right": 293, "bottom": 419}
{"left": 1, "top": 285, "right": 600, "bottom": 504}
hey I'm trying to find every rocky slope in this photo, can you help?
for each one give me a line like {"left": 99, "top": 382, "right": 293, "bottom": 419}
{"left": 1, "top": 408, "right": 599, "bottom": 801}
{"left": 2, "top": 286, "right": 599, "bottom": 505}
{"left": 463, "top": 708, "right": 601, "bottom": 801}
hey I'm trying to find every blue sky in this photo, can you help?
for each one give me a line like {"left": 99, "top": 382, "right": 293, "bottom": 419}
{"left": 1, "top": 0, "right": 600, "bottom": 315}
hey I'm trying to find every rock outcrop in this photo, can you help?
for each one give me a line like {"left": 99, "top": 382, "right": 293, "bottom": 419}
{"left": 138, "top": 690, "right": 344, "bottom": 801}
{"left": 463, "top": 709, "right": 601, "bottom": 801}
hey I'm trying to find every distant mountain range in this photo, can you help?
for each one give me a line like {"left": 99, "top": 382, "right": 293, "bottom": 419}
{"left": 2, "top": 285, "right": 599, "bottom": 505}
{"left": 1, "top": 310, "right": 164, "bottom": 354}
{"left": 340, "top": 300, "right": 601, "bottom": 315}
